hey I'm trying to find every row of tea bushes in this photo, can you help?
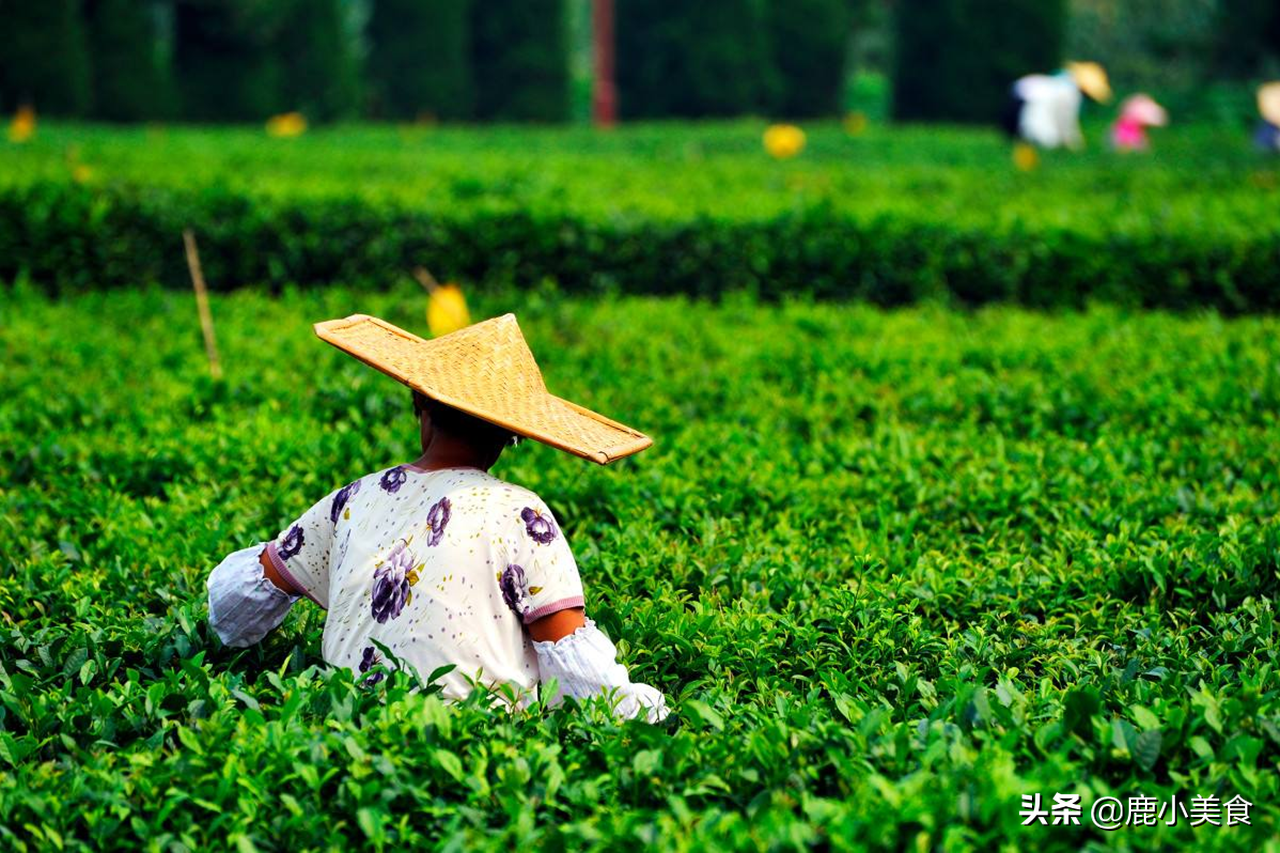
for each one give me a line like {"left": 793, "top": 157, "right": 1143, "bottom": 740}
{"left": 5, "top": 179, "right": 1279, "bottom": 310}
{"left": 2, "top": 122, "right": 1279, "bottom": 309}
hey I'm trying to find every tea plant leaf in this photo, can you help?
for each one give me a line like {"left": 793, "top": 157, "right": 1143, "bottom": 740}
{"left": 1062, "top": 687, "right": 1101, "bottom": 737}
{"left": 1133, "top": 729, "right": 1162, "bottom": 772}
{"left": 684, "top": 700, "right": 725, "bottom": 732}
{"left": 434, "top": 749, "right": 464, "bottom": 783}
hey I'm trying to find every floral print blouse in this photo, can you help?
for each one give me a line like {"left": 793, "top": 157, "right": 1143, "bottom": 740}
{"left": 265, "top": 465, "right": 584, "bottom": 701}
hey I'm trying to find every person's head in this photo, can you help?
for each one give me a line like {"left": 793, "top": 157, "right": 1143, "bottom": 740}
{"left": 412, "top": 390, "right": 516, "bottom": 470}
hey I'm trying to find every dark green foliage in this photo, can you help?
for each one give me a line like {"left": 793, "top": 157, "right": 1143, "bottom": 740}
{"left": 613, "top": 0, "right": 680, "bottom": 118}
{"left": 1067, "top": 0, "right": 1218, "bottom": 94}
{"left": 0, "top": 0, "right": 91, "bottom": 115}
{"left": 367, "top": 0, "right": 474, "bottom": 120}
{"left": 616, "top": 0, "right": 776, "bottom": 118}
{"left": 1, "top": 286, "right": 1279, "bottom": 849}
{"left": 765, "top": 0, "right": 851, "bottom": 118}
{"left": 276, "top": 0, "right": 361, "bottom": 121}
{"left": 471, "top": 0, "right": 570, "bottom": 121}
{"left": 172, "top": 0, "right": 291, "bottom": 120}
{"left": 6, "top": 179, "right": 1279, "bottom": 311}
{"left": 2, "top": 122, "right": 1280, "bottom": 310}
{"left": 892, "top": 0, "right": 1067, "bottom": 123}
{"left": 1213, "top": 0, "right": 1280, "bottom": 79}
{"left": 85, "top": 0, "right": 174, "bottom": 121}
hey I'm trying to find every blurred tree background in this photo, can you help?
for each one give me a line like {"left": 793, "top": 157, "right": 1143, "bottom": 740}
{"left": 172, "top": 0, "right": 292, "bottom": 121}
{"left": 0, "top": 0, "right": 1277, "bottom": 124}
{"left": 1210, "top": 0, "right": 1280, "bottom": 80}
{"left": 1065, "top": 0, "right": 1279, "bottom": 120}
{"left": 767, "top": 0, "right": 853, "bottom": 117}
{"left": 276, "top": 0, "right": 361, "bottom": 121}
{"left": 0, "top": 0, "right": 92, "bottom": 115}
{"left": 472, "top": 0, "right": 571, "bottom": 121}
{"left": 616, "top": 0, "right": 776, "bottom": 119}
{"left": 366, "top": 0, "right": 472, "bottom": 120}
{"left": 1067, "top": 0, "right": 1218, "bottom": 91}
{"left": 892, "top": 0, "right": 1067, "bottom": 122}
{"left": 84, "top": 0, "right": 175, "bottom": 120}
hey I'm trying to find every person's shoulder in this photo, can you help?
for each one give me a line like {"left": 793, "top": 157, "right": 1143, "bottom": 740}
{"left": 420, "top": 467, "right": 542, "bottom": 506}
{"left": 471, "top": 471, "right": 549, "bottom": 509}
{"left": 479, "top": 477, "right": 572, "bottom": 552}
{"left": 370, "top": 464, "right": 412, "bottom": 490}
{"left": 329, "top": 465, "right": 406, "bottom": 499}
{"left": 461, "top": 473, "right": 564, "bottom": 529}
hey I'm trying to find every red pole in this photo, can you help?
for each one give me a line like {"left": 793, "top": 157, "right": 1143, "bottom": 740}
{"left": 592, "top": 0, "right": 617, "bottom": 127}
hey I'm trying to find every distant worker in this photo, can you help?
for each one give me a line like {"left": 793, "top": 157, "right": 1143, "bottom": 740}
{"left": 1255, "top": 82, "right": 1280, "bottom": 153}
{"left": 1002, "top": 61, "right": 1112, "bottom": 150}
{"left": 1111, "top": 94, "right": 1168, "bottom": 152}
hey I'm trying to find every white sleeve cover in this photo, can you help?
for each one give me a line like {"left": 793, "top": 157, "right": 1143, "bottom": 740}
{"left": 532, "top": 620, "right": 670, "bottom": 722}
{"left": 206, "top": 543, "right": 299, "bottom": 648}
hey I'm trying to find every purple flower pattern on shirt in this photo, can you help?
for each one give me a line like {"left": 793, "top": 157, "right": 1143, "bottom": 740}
{"left": 521, "top": 506, "right": 557, "bottom": 544}
{"left": 500, "top": 563, "right": 531, "bottom": 618}
{"left": 426, "top": 497, "right": 452, "bottom": 547}
{"left": 330, "top": 478, "right": 362, "bottom": 524}
{"left": 380, "top": 466, "right": 408, "bottom": 494}
{"left": 358, "top": 645, "right": 385, "bottom": 686}
{"left": 278, "top": 524, "right": 304, "bottom": 560}
{"left": 371, "top": 539, "right": 418, "bottom": 624}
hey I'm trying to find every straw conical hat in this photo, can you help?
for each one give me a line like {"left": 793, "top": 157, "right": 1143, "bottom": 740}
{"left": 314, "top": 313, "right": 652, "bottom": 464}
{"left": 1259, "top": 82, "right": 1280, "bottom": 127}
{"left": 1066, "top": 61, "right": 1112, "bottom": 103}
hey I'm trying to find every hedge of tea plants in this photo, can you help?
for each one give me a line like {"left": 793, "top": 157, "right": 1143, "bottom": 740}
{"left": 2, "top": 121, "right": 1280, "bottom": 310}
{"left": 0, "top": 284, "right": 1277, "bottom": 850}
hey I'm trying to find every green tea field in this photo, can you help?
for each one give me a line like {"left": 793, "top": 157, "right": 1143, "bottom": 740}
{"left": 1, "top": 285, "right": 1277, "bottom": 850}
{"left": 3, "top": 121, "right": 1280, "bottom": 308}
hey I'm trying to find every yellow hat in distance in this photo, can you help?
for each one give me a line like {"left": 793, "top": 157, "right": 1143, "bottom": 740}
{"left": 1066, "top": 62, "right": 1112, "bottom": 104}
{"left": 1258, "top": 82, "right": 1280, "bottom": 127}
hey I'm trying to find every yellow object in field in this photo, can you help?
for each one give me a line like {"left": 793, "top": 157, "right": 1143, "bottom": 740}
{"left": 427, "top": 283, "right": 470, "bottom": 337}
{"left": 1013, "top": 142, "right": 1039, "bottom": 172}
{"left": 72, "top": 164, "right": 94, "bottom": 183}
{"left": 763, "top": 124, "right": 805, "bottom": 159}
{"left": 9, "top": 105, "right": 35, "bottom": 143}
{"left": 266, "top": 112, "right": 307, "bottom": 138}
{"left": 843, "top": 111, "right": 868, "bottom": 136}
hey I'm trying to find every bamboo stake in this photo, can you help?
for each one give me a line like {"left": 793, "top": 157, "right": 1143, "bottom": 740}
{"left": 183, "top": 229, "right": 223, "bottom": 381}
{"left": 412, "top": 265, "right": 442, "bottom": 295}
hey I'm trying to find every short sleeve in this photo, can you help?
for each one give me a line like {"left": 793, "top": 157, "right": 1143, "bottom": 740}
{"left": 496, "top": 495, "right": 584, "bottom": 624}
{"left": 265, "top": 479, "right": 358, "bottom": 609}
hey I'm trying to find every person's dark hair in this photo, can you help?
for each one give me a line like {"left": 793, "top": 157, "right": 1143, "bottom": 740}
{"left": 412, "top": 390, "right": 517, "bottom": 451}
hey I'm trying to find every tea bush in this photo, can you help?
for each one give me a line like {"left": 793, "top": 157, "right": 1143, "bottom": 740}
{"left": 2, "top": 122, "right": 1279, "bottom": 310}
{"left": 0, "top": 284, "right": 1277, "bottom": 850}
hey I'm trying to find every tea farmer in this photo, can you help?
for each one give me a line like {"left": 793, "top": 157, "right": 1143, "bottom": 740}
{"left": 1254, "top": 82, "right": 1280, "bottom": 153}
{"left": 1110, "top": 93, "right": 1168, "bottom": 152}
{"left": 1002, "top": 61, "right": 1112, "bottom": 150}
{"left": 207, "top": 314, "right": 668, "bottom": 721}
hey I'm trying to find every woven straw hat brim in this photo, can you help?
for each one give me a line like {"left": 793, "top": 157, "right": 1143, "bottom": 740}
{"left": 314, "top": 314, "right": 652, "bottom": 465}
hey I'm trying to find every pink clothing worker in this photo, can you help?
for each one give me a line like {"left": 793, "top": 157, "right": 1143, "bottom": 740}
{"left": 1111, "top": 94, "right": 1168, "bottom": 152}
